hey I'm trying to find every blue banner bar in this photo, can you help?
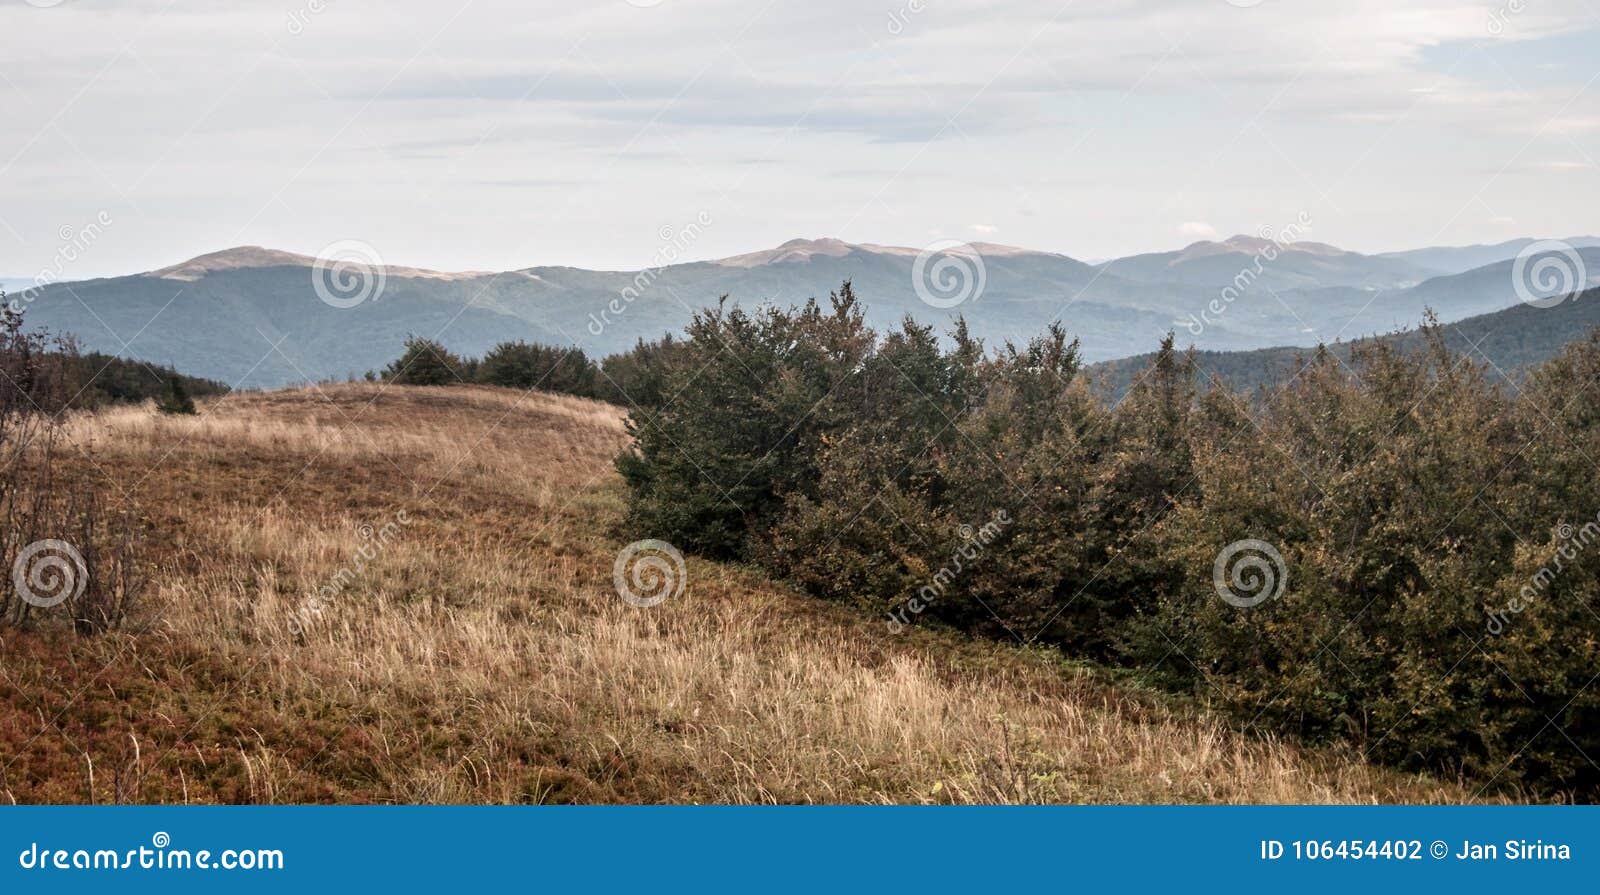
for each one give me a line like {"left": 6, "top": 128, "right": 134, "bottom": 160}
{"left": 1, "top": 806, "right": 1595, "bottom": 892}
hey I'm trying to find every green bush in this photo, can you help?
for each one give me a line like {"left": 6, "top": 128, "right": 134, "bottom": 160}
{"left": 478, "top": 341, "right": 597, "bottom": 397}
{"left": 762, "top": 317, "right": 983, "bottom": 619}
{"left": 156, "top": 375, "right": 197, "bottom": 414}
{"left": 611, "top": 288, "right": 1600, "bottom": 795}
{"left": 382, "top": 336, "right": 463, "bottom": 386}
{"left": 1131, "top": 329, "right": 1592, "bottom": 791}
{"left": 598, "top": 335, "right": 688, "bottom": 408}
{"left": 615, "top": 285, "right": 874, "bottom": 559}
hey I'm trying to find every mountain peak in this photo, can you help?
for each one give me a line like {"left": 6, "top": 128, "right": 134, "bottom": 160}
{"left": 150, "top": 246, "right": 318, "bottom": 280}
{"left": 711, "top": 237, "right": 1051, "bottom": 268}
{"left": 712, "top": 237, "right": 860, "bottom": 268}
{"left": 1173, "top": 234, "right": 1347, "bottom": 264}
{"left": 148, "top": 246, "right": 495, "bottom": 282}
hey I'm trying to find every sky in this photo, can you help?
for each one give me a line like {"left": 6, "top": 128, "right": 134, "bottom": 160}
{"left": 1, "top": 0, "right": 1597, "bottom": 279}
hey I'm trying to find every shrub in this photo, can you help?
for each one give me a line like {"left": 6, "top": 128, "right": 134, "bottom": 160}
{"left": 612, "top": 286, "right": 1600, "bottom": 795}
{"left": 762, "top": 317, "right": 983, "bottom": 617}
{"left": 156, "top": 375, "right": 197, "bottom": 414}
{"left": 382, "top": 336, "right": 462, "bottom": 385}
{"left": 478, "top": 341, "right": 597, "bottom": 397}
{"left": 0, "top": 302, "right": 143, "bottom": 633}
{"left": 1135, "top": 327, "right": 1598, "bottom": 791}
{"left": 615, "top": 284, "right": 874, "bottom": 558}
{"left": 597, "top": 335, "right": 688, "bottom": 408}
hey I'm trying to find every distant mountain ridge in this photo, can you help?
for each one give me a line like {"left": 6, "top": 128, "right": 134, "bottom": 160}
{"left": 1101, "top": 235, "right": 1437, "bottom": 291}
{"left": 7, "top": 234, "right": 1597, "bottom": 388}
{"left": 1085, "top": 285, "right": 1600, "bottom": 401}
{"left": 1378, "top": 236, "right": 1600, "bottom": 275}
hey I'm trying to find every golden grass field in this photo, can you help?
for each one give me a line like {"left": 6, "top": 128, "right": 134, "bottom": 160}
{"left": 0, "top": 383, "right": 1498, "bottom": 803}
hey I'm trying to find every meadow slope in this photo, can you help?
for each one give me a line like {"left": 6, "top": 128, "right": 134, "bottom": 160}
{"left": 0, "top": 384, "right": 1495, "bottom": 803}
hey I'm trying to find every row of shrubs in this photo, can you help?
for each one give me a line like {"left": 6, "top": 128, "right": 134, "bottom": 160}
{"left": 611, "top": 282, "right": 1600, "bottom": 797}
{"left": 380, "top": 334, "right": 679, "bottom": 407}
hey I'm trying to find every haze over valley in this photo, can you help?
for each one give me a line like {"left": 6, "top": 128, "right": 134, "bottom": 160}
{"left": 11, "top": 233, "right": 1599, "bottom": 387}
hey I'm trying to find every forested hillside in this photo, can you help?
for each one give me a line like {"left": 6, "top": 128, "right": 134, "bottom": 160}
{"left": 1087, "top": 286, "right": 1600, "bottom": 400}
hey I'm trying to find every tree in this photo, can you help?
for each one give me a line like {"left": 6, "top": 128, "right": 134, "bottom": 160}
{"left": 615, "top": 283, "right": 874, "bottom": 559}
{"left": 597, "top": 335, "right": 686, "bottom": 407}
{"left": 382, "top": 336, "right": 461, "bottom": 386}
{"left": 156, "top": 374, "right": 196, "bottom": 414}
{"left": 478, "top": 341, "right": 597, "bottom": 397}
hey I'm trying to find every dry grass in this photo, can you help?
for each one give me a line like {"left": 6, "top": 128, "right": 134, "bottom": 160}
{"left": 0, "top": 382, "right": 1495, "bottom": 803}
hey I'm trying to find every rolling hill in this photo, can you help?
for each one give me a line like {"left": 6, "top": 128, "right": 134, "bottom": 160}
{"left": 0, "top": 382, "right": 1493, "bottom": 803}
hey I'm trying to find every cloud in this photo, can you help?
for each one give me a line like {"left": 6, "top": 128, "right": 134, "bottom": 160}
{"left": 970, "top": 224, "right": 999, "bottom": 234}
{"left": 1, "top": 0, "right": 1596, "bottom": 273}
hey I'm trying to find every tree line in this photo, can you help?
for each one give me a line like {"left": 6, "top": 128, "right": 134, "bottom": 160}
{"left": 379, "top": 332, "right": 680, "bottom": 407}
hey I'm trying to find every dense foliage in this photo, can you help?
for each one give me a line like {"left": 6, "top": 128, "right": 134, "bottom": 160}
{"left": 51, "top": 352, "right": 227, "bottom": 411}
{"left": 382, "top": 336, "right": 465, "bottom": 386}
{"left": 478, "top": 340, "right": 598, "bottom": 396}
{"left": 613, "top": 281, "right": 1600, "bottom": 797}
{"left": 156, "top": 375, "right": 197, "bottom": 415}
{"left": 380, "top": 334, "right": 685, "bottom": 406}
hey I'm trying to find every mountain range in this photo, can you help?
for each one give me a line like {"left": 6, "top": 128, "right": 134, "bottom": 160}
{"left": 6, "top": 234, "right": 1598, "bottom": 388}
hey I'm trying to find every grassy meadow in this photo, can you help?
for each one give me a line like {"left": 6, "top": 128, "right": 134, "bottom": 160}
{"left": 0, "top": 383, "right": 1503, "bottom": 804}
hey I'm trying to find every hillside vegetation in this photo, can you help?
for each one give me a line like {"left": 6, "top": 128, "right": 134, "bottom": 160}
{"left": 611, "top": 285, "right": 1600, "bottom": 796}
{"left": 0, "top": 383, "right": 1485, "bottom": 803}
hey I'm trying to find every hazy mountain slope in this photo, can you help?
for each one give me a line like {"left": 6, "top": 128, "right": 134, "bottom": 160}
{"left": 12, "top": 236, "right": 1582, "bottom": 387}
{"left": 17, "top": 266, "right": 560, "bottom": 388}
{"left": 1395, "top": 247, "right": 1600, "bottom": 318}
{"left": 13, "top": 242, "right": 1205, "bottom": 384}
{"left": 1086, "top": 285, "right": 1600, "bottom": 400}
{"left": 571, "top": 243, "right": 1196, "bottom": 361}
{"left": 1101, "top": 236, "right": 1437, "bottom": 289}
{"left": 1379, "top": 236, "right": 1600, "bottom": 275}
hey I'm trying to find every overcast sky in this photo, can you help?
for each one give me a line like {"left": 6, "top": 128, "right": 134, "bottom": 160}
{"left": 2, "top": 0, "right": 1597, "bottom": 278}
